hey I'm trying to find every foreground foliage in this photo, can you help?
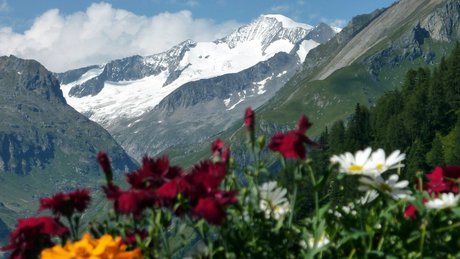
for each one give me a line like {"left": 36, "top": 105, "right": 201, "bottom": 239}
{"left": 1, "top": 106, "right": 460, "bottom": 259}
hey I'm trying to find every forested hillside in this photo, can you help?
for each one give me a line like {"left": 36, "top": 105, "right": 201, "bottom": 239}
{"left": 312, "top": 43, "right": 460, "bottom": 185}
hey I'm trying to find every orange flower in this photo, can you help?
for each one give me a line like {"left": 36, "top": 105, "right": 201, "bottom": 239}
{"left": 41, "top": 233, "right": 143, "bottom": 259}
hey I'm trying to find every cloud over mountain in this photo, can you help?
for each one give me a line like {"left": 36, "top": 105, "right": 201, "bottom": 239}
{"left": 0, "top": 2, "right": 240, "bottom": 72}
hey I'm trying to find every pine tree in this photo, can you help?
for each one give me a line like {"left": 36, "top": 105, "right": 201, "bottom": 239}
{"left": 328, "top": 120, "right": 346, "bottom": 154}
{"left": 426, "top": 133, "right": 445, "bottom": 167}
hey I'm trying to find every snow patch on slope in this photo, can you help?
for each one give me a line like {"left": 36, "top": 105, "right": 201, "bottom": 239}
{"left": 297, "top": 39, "right": 320, "bottom": 62}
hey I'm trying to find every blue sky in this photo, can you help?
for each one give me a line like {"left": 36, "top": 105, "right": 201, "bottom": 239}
{"left": 1, "top": 0, "right": 396, "bottom": 30}
{"left": 0, "top": 0, "right": 396, "bottom": 71}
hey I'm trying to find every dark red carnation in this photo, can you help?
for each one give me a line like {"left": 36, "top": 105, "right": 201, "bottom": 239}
{"left": 424, "top": 166, "right": 460, "bottom": 194}
{"left": 211, "top": 139, "right": 230, "bottom": 162}
{"left": 124, "top": 229, "right": 148, "bottom": 246}
{"left": 97, "top": 151, "right": 113, "bottom": 183}
{"left": 39, "top": 189, "right": 91, "bottom": 218}
{"left": 156, "top": 177, "right": 190, "bottom": 200}
{"left": 186, "top": 161, "right": 227, "bottom": 198}
{"left": 268, "top": 115, "right": 317, "bottom": 159}
{"left": 244, "top": 107, "right": 255, "bottom": 131}
{"left": 103, "top": 183, "right": 123, "bottom": 200}
{"left": 404, "top": 198, "right": 427, "bottom": 219}
{"left": 115, "top": 189, "right": 156, "bottom": 217}
{"left": 192, "top": 191, "right": 237, "bottom": 225}
{"left": 1, "top": 216, "right": 69, "bottom": 259}
{"left": 127, "top": 156, "right": 183, "bottom": 190}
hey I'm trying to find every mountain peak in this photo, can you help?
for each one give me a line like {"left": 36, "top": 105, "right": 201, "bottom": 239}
{"left": 260, "top": 14, "right": 314, "bottom": 30}
{"left": 218, "top": 14, "right": 314, "bottom": 50}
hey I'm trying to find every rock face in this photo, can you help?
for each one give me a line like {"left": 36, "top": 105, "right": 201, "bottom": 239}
{"left": 0, "top": 55, "right": 137, "bottom": 242}
{"left": 114, "top": 52, "right": 300, "bottom": 158}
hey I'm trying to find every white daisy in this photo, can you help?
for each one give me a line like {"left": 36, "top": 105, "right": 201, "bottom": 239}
{"left": 358, "top": 174, "right": 411, "bottom": 200}
{"left": 368, "top": 149, "right": 405, "bottom": 174}
{"left": 305, "top": 233, "right": 330, "bottom": 249}
{"left": 258, "top": 181, "right": 290, "bottom": 220}
{"left": 358, "top": 190, "right": 379, "bottom": 204}
{"left": 330, "top": 147, "right": 374, "bottom": 175}
{"left": 425, "top": 193, "right": 460, "bottom": 210}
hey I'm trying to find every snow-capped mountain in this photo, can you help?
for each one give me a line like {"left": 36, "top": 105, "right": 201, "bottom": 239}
{"left": 56, "top": 14, "right": 337, "bottom": 158}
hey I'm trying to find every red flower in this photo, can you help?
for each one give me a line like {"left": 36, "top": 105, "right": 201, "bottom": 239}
{"left": 1, "top": 216, "right": 69, "bottom": 259}
{"left": 115, "top": 189, "right": 156, "bottom": 217}
{"left": 186, "top": 161, "right": 227, "bottom": 198}
{"left": 192, "top": 191, "right": 237, "bottom": 225}
{"left": 404, "top": 198, "right": 427, "bottom": 219}
{"left": 425, "top": 166, "right": 460, "bottom": 194}
{"left": 244, "top": 107, "right": 255, "bottom": 131}
{"left": 126, "top": 156, "right": 183, "bottom": 190}
{"left": 268, "top": 115, "right": 317, "bottom": 159}
{"left": 124, "top": 230, "right": 148, "bottom": 246}
{"left": 211, "top": 139, "right": 230, "bottom": 162}
{"left": 97, "top": 151, "right": 113, "bottom": 183}
{"left": 39, "top": 189, "right": 91, "bottom": 218}
{"left": 103, "top": 183, "right": 123, "bottom": 200}
{"left": 156, "top": 177, "right": 190, "bottom": 200}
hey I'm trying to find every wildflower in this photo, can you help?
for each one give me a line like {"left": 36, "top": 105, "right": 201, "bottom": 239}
{"left": 301, "top": 233, "right": 330, "bottom": 249}
{"left": 358, "top": 190, "right": 379, "bottom": 204}
{"left": 185, "top": 160, "right": 227, "bottom": 196}
{"left": 358, "top": 174, "right": 411, "bottom": 200}
{"left": 425, "top": 193, "right": 460, "bottom": 210}
{"left": 1, "top": 217, "right": 69, "bottom": 259}
{"left": 211, "top": 139, "right": 230, "bottom": 162}
{"left": 40, "top": 233, "right": 143, "bottom": 259}
{"left": 258, "top": 181, "right": 290, "bottom": 220}
{"left": 244, "top": 107, "right": 255, "bottom": 132}
{"left": 191, "top": 191, "right": 238, "bottom": 225}
{"left": 126, "top": 156, "right": 183, "bottom": 190}
{"left": 425, "top": 166, "right": 460, "bottom": 194}
{"left": 368, "top": 149, "right": 405, "bottom": 174}
{"left": 268, "top": 115, "right": 317, "bottom": 159}
{"left": 39, "top": 189, "right": 91, "bottom": 218}
{"left": 330, "top": 147, "right": 374, "bottom": 175}
{"left": 97, "top": 151, "right": 113, "bottom": 183}
{"left": 115, "top": 189, "right": 156, "bottom": 217}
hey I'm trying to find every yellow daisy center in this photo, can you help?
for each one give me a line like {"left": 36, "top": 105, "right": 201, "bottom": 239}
{"left": 376, "top": 163, "right": 384, "bottom": 171}
{"left": 348, "top": 164, "right": 363, "bottom": 172}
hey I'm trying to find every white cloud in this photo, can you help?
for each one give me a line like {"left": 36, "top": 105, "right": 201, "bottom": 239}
{"left": 185, "top": 0, "right": 199, "bottom": 7}
{"left": 320, "top": 18, "right": 347, "bottom": 29}
{"left": 270, "top": 5, "right": 290, "bottom": 12}
{"left": 0, "top": 2, "right": 241, "bottom": 72}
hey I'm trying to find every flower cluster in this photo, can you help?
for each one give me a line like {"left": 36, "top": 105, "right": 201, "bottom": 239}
{"left": 40, "top": 233, "right": 142, "bottom": 259}
{"left": 39, "top": 189, "right": 91, "bottom": 218}
{"left": 258, "top": 181, "right": 290, "bottom": 220}
{"left": 3, "top": 107, "right": 460, "bottom": 258}
{"left": 331, "top": 148, "right": 410, "bottom": 201}
{"left": 1, "top": 217, "right": 69, "bottom": 259}
{"left": 98, "top": 139, "right": 236, "bottom": 225}
{"left": 405, "top": 166, "right": 460, "bottom": 218}
{"left": 330, "top": 147, "right": 405, "bottom": 176}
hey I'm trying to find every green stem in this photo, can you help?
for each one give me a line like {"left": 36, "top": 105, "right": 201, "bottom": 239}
{"left": 159, "top": 226, "right": 172, "bottom": 259}
{"left": 288, "top": 183, "right": 298, "bottom": 227}
{"left": 419, "top": 219, "right": 427, "bottom": 257}
{"left": 347, "top": 248, "right": 356, "bottom": 259}
{"left": 435, "top": 221, "right": 460, "bottom": 233}
{"left": 66, "top": 215, "right": 77, "bottom": 241}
